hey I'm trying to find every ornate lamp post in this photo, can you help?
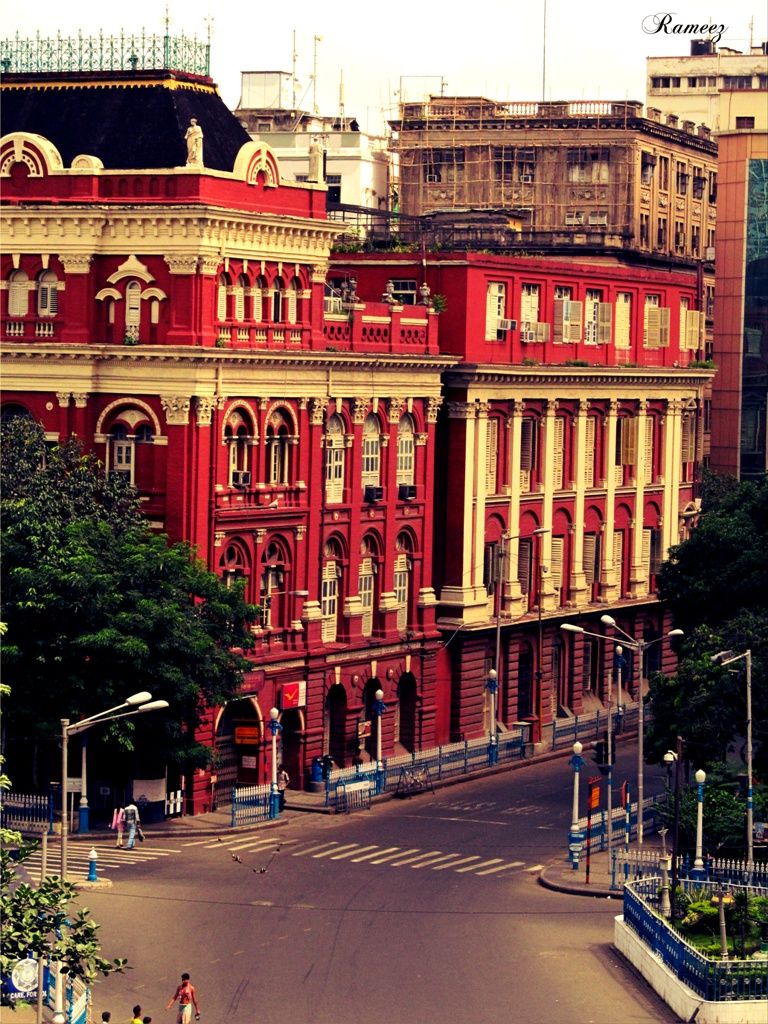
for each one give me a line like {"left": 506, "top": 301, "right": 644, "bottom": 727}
{"left": 568, "top": 740, "right": 585, "bottom": 869}
{"left": 693, "top": 768, "right": 706, "bottom": 878}
{"left": 373, "top": 688, "right": 386, "bottom": 794}
{"left": 486, "top": 668, "right": 499, "bottom": 764}
{"left": 268, "top": 707, "right": 283, "bottom": 819}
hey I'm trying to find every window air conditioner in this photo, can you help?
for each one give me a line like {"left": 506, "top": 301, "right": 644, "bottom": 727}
{"left": 364, "top": 485, "right": 385, "bottom": 503}
{"left": 520, "top": 174, "right": 533, "bottom": 184}
{"left": 231, "top": 470, "right": 251, "bottom": 487}
{"left": 398, "top": 484, "right": 417, "bottom": 501}
{"left": 497, "top": 319, "right": 517, "bottom": 331}
{"left": 425, "top": 174, "right": 439, "bottom": 183}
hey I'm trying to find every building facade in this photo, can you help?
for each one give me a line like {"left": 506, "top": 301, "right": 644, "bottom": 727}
{"left": 0, "top": 53, "right": 450, "bottom": 813}
{"left": 331, "top": 253, "right": 711, "bottom": 743}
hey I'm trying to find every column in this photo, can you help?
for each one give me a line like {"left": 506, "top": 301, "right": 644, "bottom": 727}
{"left": 474, "top": 400, "right": 490, "bottom": 614}
{"left": 417, "top": 396, "right": 441, "bottom": 631}
{"left": 504, "top": 401, "right": 525, "bottom": 614}
{"left": 159, "top": 395, "right": 192, "bottom": 544}
{"left": 571, "top": 399, "right": 589, "bottom": 607}
{"left": 344, "top": 396, "right": 370, "bottom": 639}
{"left": 301, "top": 396, "right": 328, "bottom": 645}
{"left": 663, "top": 398, "right": 684, "bottom": 556}
{"left": 601, "top": 400, "right": 618, "bottom": 599}
{"left": 625, "top": 399, "right": 649, "bottom": 600}
{"left": 58, "top": 255, "right": 92, "bottom": 344}
{"left": 540, "top": 399, "right": 556, "bottom": 609}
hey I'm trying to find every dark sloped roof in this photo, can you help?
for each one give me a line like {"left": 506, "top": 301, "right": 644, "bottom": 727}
{"left": 0, "top": 70, "right": 251, "bottom": 171}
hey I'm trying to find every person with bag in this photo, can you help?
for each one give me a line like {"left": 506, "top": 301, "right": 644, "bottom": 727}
{"left": 123, "top": 801, "right": 140, "bottom": 850}
{"left": 166, "top": 972, "right": 200, "bottom": 1023}
{"left": 111, "top": 807, "right": 125, "bottom": 848}
{"left": 277, "top": 764, "right": 289, "bottom": 810}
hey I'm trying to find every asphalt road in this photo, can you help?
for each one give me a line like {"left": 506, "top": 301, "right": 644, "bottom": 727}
{"left": 81, "top": 745, "right": 677, "bottom": 1024}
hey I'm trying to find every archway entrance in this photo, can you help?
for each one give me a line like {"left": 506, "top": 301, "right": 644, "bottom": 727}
{"left": 214, "top": 698, "right": 261, "bottom": 807}
{"left": 397, "top": 673, "right": 418, "bottom": 752}
{"left": 280, "top": 707, "right": 304, "bottom": 790}
{"left": 327, "top": 684, "right": 348, "bottom": 768}
{"left": 362, "top": 678, "right": 381, "bottom": 761}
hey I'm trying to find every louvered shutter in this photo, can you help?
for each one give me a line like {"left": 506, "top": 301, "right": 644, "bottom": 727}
{"left": 8, "top": 272, "right": 29, "bottom": 317}
{"left": 517, "top": 539, "right": 532, "bottom": 595}
{"left": 659, "top": 307, "right": 671, "bottom": 347}
{"left": 680, "top": 414, "right": 693, "bottom": 463}
{"left": 553, "top": 299, "right": 566, "bottom": 344}
{"left": 621, "top": 417, "right": 637, "bottom": 467}
{"left": 520, "top": 418, "right": 534, "bottom": 490}
{"left": 553, "top": 417, "right": 565, "bottom": 490}
{"left": 641, "top": 529, "right": 652, "bottom": 581}
{"left": 584, "top": 417, "right": 596, "bottom": 488}
{"left": 252, "top": 284, "right": 263, "bottom": 322}
{"left": 644, "top": 417, "right": 654, "bottom": 484}
{"left": 613, "top": 531, "right": 623, "bottom": 593}
{"left": 567, "top": 300, "right": 583, "bottom": 342}
{"left": 645, "top": 307, "right": 660, "bottom": 349}
{"left": 359, "top": 559, "right": 374, "bottom": 637}
{"left": 550, "top": 537, "right": 564, "bottom": 600}
{"left": 679, "top": 297, "right": 689, "bottom": 349}
{"left": 615, "top": 293, "right": 631, "bottom": 349}
{"left": 583, "top": 534, "right": 597, "bottom": 585}
{"left": 287, "top": 287, "right": 298, "bottom": 325}
{"left": 486, "top": 418, "right": 499, "bottom": 494}
{"left": 217, "top": 280, "right": 227, "bottom": 321}
{"left": 597, "top": 302, "right": 612, "bottom": 343}
{"left": 234, "top": 284, "right": 245, "bottom": 322}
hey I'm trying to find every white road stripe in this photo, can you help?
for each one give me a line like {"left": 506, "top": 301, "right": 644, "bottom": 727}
{"left": 526, "top": 864, "right": 544, "bottom": 872}
{"left": 329, "top": 844, "right": 379, "bottom": 860}
{"left": 432, "top": 855, "right": 481, "bottom": 871}
{"left": 475, "top": 861, "right": 525, "bottom": 876}
{"left": 225, "top": 837, "right": 296, "bottom": 853}
{"left": 348, "top": 847, "right": 391, "bottom": 862}
{"left": 390, "top": 850, "right": 444, "bottom": 867}
{"left": 311, "top": 843, "right": 360, "bottom": 859}
{"left": 410, "top": 853, "right": 464, "bottom": 869}
{"left": 291, "top": 841, "right": 340, "bottom": 857}
{"left": 369, "top": 848, "right": 419, "bottom": 864}
{"left": 455, "top": 858, "right": 504, "bottom": 873}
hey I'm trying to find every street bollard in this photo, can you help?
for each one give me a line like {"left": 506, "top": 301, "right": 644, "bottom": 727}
{"left": 87, "top": 847, "right": 98, "bottom": 882}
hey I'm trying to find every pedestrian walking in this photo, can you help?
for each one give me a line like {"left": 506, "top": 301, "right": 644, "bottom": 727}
{"left": 123, "top": 802, "right": 140, "bottom": 850}
{"left": 166, "top": 972, "right": 200, "bottom": 1023}
{"left": 277, "top": 764, "right": 289, "bottom": 810}
{"left": 131, "top": 1006, "right": 143, "bottom": 1024}
{"left": 111, "top": 807, "right": 125, "bottom": 848}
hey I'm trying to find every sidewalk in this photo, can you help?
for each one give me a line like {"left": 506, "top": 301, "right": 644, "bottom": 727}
{"left": 539, "top": 837, "right": 664, "bottom": 897}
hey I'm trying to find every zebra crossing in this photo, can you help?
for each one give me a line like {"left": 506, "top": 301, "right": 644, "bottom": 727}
{"left": 182, "top": 834, "right": 542, "bottom": 880}
{"left": 21, "top": 842, "right": 181, "bottom": 882}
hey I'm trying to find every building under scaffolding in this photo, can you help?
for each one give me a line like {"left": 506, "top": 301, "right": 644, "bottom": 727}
{"left": 389, "top": 98, "right": 718, "bottom": 264}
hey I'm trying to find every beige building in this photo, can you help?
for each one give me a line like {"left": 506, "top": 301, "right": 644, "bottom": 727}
{"left": 389, "top": 98, "right": 718, "bottom": 265}
{"left": 647, "top": 41, "right": 768, "bottom": 133}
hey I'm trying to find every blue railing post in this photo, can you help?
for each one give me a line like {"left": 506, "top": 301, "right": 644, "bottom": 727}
{"left": 230, "top": 787, "right": 237, "bottom": 828}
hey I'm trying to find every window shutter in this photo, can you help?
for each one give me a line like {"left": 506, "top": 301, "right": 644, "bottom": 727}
{"left": 217, "top": 281, "right": 227, "bottom": 322}
{"left": 252, "top": 284, "right": 263, "bottom": 322}
{"left": 553, "top": 417, "right": 565, "bottom": 490}
{"left": 321, "top": 562, "right": 339, "bottom": 642}
{"left": 583, "top": 534, "right": 597, "bottom": 585}
{"left": 659, "top": 307, "right": 671, "bottom": 347}
{"left": 126, "top": 282, "right": 141, "bottom": 328}
{"left": 550, "top": 537, "right": 564, "bottom": 597}
{"left": 641, "top": 529, "right": 652, "bottom": 580}
{"left": 645, "top": 307, "right": 660, "bottom": 349}
{"left": 486, "top": 417, "right": 499, "bottom": 494}
{"left": 553, "top": 299, "right": 566, "bottom": 344}
{"left": 485, "top": 282, "right": 505, "bottom": 341}
{"left": 621, "top": 417, "right": 637, "bottom": 466}
{"left": 597, "top": 302, "right": 612, "bottom": 343}
{"left": 521, "top": 284, "right": 539, "bottom": 323}
{"left": 394, "top": 553, "right": 409, "bottom": 631}
{"left": 359, "top": 559, "right": 374, "bottom": 637}
{"left": 567, "top": 300, "right": 583, "bottom": 342}
{"left": 520, "top": 418, "right": 534, "bottom": 490}
{"left": 615, "top": 293, "right": 631, "bottom": 349}
{"left": 287, "top": 287, "right": 298, "bottom": 325}
{"left": 681, "top": 414, "right": 693, "bottom": 462}
{"left": 679, "top": 297, "right": 689, "bottom": 349}
{"left": 644, "top": 417, "right": 654, "bottom": 483}
{"left": 517, "top": 539, "right": 532, "bottom": 595}
{"left": 584, "top": 417, "right": 596, "bottom": 488}
{"left": 8, "top": 272, "right": 29, "bottom": 317}
{"left": 234, "top": 286, "right": 245, "bottom": 322}
{"left": 613, "top": 531, "right": 623, "bottom": 592}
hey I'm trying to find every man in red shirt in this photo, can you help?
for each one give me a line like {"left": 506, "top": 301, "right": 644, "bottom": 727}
{"left": 166, "top": 973, "right": 200, "bottom": 1023}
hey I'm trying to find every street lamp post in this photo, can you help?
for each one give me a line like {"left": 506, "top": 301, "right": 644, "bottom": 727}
{"left": 373, "top": 688, "right": 386, "bottom": 793}
{"left": 486, "top": 668, "right": 498, "bottom": 764}
{"left": 711, "top": 649, "right": 753, "bottom": 866}
{"left": 268, "top": 707, "right": 282, "bottom": 819}
{"left": 664, "top": 738, "right": 683, "bottom": 919}
{"left": 693, "top": 768, "right": 706, "bottom": 878}
{"left": 60, "top": 692, "right": 169, "bottom": 880}
{"left": 568, "top": 740, "right": 585, "bottom": 869}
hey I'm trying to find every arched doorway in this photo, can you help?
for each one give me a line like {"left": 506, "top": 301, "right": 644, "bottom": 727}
{"left": 327, "top": 684, "right": 348, "bottom": 768}
{"left": 517, "top": 643, "right": 534, "bottom": 719}
{"left": 397, "top": 673, "right": 418, "bottom": 752}
{"left": 280, "top": 708, "right": 304, "bottom": 791}
{"left": 362, "top": 678, "right": 381, "bottom": 761}
{"left": 214, "top": 698, "right": 261, "bottom": 807}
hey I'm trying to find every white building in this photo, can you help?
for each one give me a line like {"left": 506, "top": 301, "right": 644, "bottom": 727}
{"left": 647, "top": 40, "right": 768, "bottom": 132}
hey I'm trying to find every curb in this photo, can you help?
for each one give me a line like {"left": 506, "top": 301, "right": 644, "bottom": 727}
{"left": 75, "top": 878, "right": 113, "bottom": 890}
{"left": 538, "top": 865, "right": 615, "bottom": 898}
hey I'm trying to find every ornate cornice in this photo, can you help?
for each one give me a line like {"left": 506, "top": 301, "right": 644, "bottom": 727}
{"left": 445, "top": 364, "right": 715, "bottom": 390}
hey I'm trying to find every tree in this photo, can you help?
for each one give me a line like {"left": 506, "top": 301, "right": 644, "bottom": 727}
{"left": 1, "top": 418, "right": 257, "bottom": 781}
{"left": 647, "top": 473, "right": 768, "bottom": 777}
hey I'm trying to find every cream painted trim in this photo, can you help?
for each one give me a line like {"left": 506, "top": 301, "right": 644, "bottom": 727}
{"left": 94, "top": 287, "right": 122, "bottom": 302}
{"left": 95, "top": 397, "right": 163, "bottom": 436}
{"left": 107, "top": 255, "right": 155, "bottom": 285}
{"left": 142, "top": 286, "right": 168, "bottom": 301}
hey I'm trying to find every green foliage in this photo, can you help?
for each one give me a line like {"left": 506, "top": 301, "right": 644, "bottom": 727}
{"left": 688, "top": 358, "right": 717, "bottom": 369}
{"left": 0, "top": 841, "right": 126, "bottom": 1005}
{"left": 430, "top": 293, "right": 447, "bottom": 313}
{"left": 1, "top": 419, "right": 257, "bottom": 772}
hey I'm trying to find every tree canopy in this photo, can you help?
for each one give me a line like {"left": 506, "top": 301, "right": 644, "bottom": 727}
{"left": 646, "top": 474, "right": 768, "bottom": 777}
{"left": 1, "top": 418, "right": 257, "bottom": 777}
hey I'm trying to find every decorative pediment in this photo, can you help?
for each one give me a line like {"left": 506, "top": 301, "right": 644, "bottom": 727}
{"left": 0, "top": 132, "right": 63, "bottom": 178}
{"left": 71, "top": 154, "right": 104, "bottom": 171}
{"left": 232, "top": 141, "right": 280, "bottom": 189}
{"left": 107, "top": 255, "right": 155, "bottom": 285}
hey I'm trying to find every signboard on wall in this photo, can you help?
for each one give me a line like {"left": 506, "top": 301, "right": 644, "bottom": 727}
{"left": 241, "top": 755, "right": 258, "bottom": 769}
{"left": 235, "top": 725, "right": 261, "bottom": 745}
{"left": 357, "top": 721, "right": 371, "bottom": 739}
{"left": 280, "top": 681, "right": 306, "bottom": 709}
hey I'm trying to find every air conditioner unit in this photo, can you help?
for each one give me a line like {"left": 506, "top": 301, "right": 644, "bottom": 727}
{"left": 425, "top": 174, "right": 439, "bottom": 183}
{"left": 521, "top": 330, "right": 537, "bottom": 343}
{"left": 588, "top": 214, "right": 608, "bottom": 226}
{"left": 398, "top": 484, "right": 417, "bottom": 501}
{"left": 497, "top": 318, "right": 517, "bottom": 332}
{"left": 565, "top": 214, "right": 584, "bottom": 225}
{"left": 231, "top": 470, "right": 251, "bottom": 487}
{"left": 520, "top": 174, "right": 533, "bottom": 184}
{"left": 364, "top": 485, "right": 384, "bottom": 503}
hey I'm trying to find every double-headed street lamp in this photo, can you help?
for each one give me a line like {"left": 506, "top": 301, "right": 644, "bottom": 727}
{"left": 268, "top": 707, "right": 283, "bottom": 819}
{"left": 61, "top": 692, "right": 169, "bottom": 879}
{"left": 486, "top": 668, "right": 499, "bottom": 764}
{"left": 711, "top": 648, "right": 753, "bottom": 865}
{"left": 373, "top": 688, "right": 386, "bottom": 794}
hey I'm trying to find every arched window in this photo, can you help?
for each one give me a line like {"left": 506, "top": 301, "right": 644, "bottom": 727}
{"left": 234, "top": 274, "right": 248, "bottom": 322}
{"left": 125, "top": 281, "right": 141, "bottom": 341}
{"left": 8, "top": 270, "right": 29, "bottom": 318}
{"left": 266, "top": 410, "right": 291, "bottom": 485}
{"left": 396, "top": 414, "right": 415, "bottom": 486}
{"left": 260, "top": 542, "right": 286, "bottom": 629}
{"left": 359, "top": 536, "right": 379, "bottom": 638}
{"left": 110, "top": 423, "right": 134, "bottom": 482}
{"left": 286, "top": 277, "right": 301, "bottom": 325}
{"left": 394, "top": 533, "right": 413, "bottom": 633}
{"left": 37, "top": 271, "right": 58, "bottom": 317}
{"left": 325, "top": 414, "right": 345, "bottom": 503}
{"left": 217, "top": 273, "right": 230, "bottom": 322}
{"left": 252, "top": 276, "right": 267, "bottom": 322}
{"left": 224, "top": 411, "right": 254, "bottom": 486}
{"left": 136, "top": 423, "right": 154, "bottom": 444}
{"left": 361, "top": 415, "right": 381, "bottom": 487}
{"left": 219, "top": 543, "right": 249, "bottom": 591}
{"left": 272, "top": 278, "right": 285, "bottom": 322}
{"left": 321, "top": 539, "right": 342, "bottom": 643}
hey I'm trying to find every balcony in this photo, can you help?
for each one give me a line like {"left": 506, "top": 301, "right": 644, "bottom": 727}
{"left": 320, "top": 301, "right": 438, "bottom": 355}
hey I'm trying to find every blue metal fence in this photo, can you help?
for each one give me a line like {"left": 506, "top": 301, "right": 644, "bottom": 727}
{"left": 547, "top": 705, "right": 639, "bottom": 751}
{"left": 0, "top": 790, "right": 54, "bottom": 834}
{"left": 623, "top": 877, "right": 768, "bottom": 1002}
{"left": 230, "top": 783, "right": 271, "bottom": 827}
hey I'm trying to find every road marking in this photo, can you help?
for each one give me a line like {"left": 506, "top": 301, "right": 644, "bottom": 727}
{"left": 311, "top": 843, "right": 360, "bottom": 859}
{"left": 329, "top": 844, "right": 378, "bottom": 860}
{"left": 526, "top": 864, "right": 544, "bottom": 872}
{"left": 368, "top": 848, "right": 419, "bottom": 864}
{"left": 183, "top": 836, "right": 230, "bottom": 846}
{"left": 348, "top": 846, "right": 392, "bottom": 862}
{"left": 431, "top": 855, "right": 481, "bottom": 871}
{"left": 405, "top": 815, "right": 509, "bottom": 826}
{"left": 291, "top": 841, "right": 340, "bottom": 857}
{"left": 389, "top": 850, "right": 443, "bottom": 867}
{"left": 475, "top": 860, "right": 525, "bottom": 876}
{"left": 226, "top": 837, "right": 296, "bottom": 853}
{"left": 409, "top": 853, "right": 464, "bottom": 869}
{"left": 455, "top": 858, "right": 504, "bottom": 873}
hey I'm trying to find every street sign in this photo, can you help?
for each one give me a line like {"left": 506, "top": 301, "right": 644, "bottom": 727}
{"left": 65, "top": 777, "right": 82, "bottom": 794}
{"left": 588, "top": 777, "right": 601, "bottom": 810}
{"left": 234, "top": 725, "right": 260, "bottom": 744}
